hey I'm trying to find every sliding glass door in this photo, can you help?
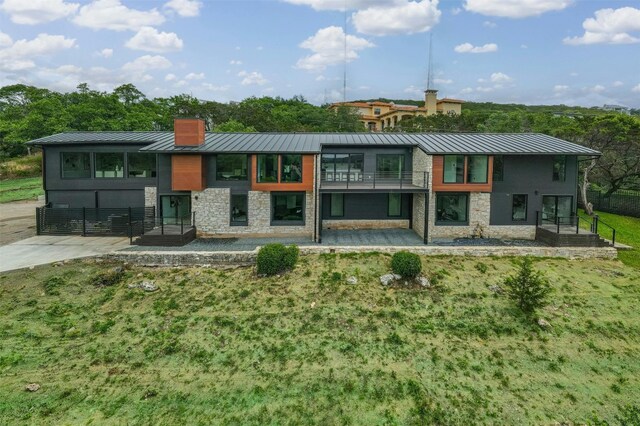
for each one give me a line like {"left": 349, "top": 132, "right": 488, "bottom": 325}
{"left": 160, "top": 195, "right": 191, "bottom": 225}
{"left": 541, "top": 195, "right": 573, "bottom": 224}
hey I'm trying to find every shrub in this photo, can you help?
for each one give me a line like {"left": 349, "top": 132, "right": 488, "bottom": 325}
{"left": 256, "top": 243, "right": 299, "bottom": 276}
{"left": 391, "top": 251, "right": 422, "bottom": 278}
{"left": 43, "top": 276, "right": 66, "bottom": 295}
{"left": 92, "top": 266, "right": 126, "bottom": 287}
{"left": 503, "top": 257, "right": 551, "bottom": 315}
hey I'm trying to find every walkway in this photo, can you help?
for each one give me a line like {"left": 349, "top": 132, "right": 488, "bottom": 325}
{"left": 0, "top": 200, "right": 43, "bottom": 246}
{"left": 0, "top": 235, "right": 129, "bottom": 273}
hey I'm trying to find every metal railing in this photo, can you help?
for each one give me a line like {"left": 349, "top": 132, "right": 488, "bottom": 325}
{"left": 320, "top": 171, "right": 429, "bottom": 189}
{"left": 535, "top": 210, "right": 616, "bottom": 245}
{"left": 36, "top": 207, "right": 155, "bottom": 237}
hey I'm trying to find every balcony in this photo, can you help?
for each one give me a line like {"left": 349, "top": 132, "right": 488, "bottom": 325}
{"left": 319, "top": 171, "right": 429, "bottom": 192}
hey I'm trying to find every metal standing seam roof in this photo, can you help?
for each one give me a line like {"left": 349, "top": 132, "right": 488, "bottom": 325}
{"left": 27, "top": 131, "right": 600, "bottom": 156}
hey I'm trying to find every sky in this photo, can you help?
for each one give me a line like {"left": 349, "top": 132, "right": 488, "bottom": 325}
{"left": 0, "top": 0, "right": 639, "bottom": 107}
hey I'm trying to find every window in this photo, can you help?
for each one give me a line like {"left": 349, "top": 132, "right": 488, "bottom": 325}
{"left": 160, "top": 195, "right": 190, "bottom": 224}
{"left": 542, "top": 195, "right": 573, "bottom": 223}
{"left": 321, "top": 153, "right": 363, "bottom": 182}
{"left": 388, "top": 193, "right": 401, "bottom": 217}
{"left": 272, "top": 193, "right": 305, "bottom": 224}
{"left": 230, "top": 194, "right": 248, "bottom": 225}
{"left": 281, "top": 154, "right": 302, "bottom": 183}
{"left": 330, "top": 193, "right": 344, "bottom": 217}
{"left": 493, "top": 155, "right": 504, "bottom": 182}
{"left": 466, "top": 156, "right": 488, "bottom": 183}
{"left": 443, "top": 155, "right": 464, "bottom": 183}
{"left": 512, "top": 194, "right": 527, "bottom": 221}
{"left": 436, "top": 193, "right": 468, "bottom": 223}
{"left": 553, "top": 156, "right": 566, "bottom": 181}
{"left": 128, "top": 153, "right": 156, "bottom": 178}
{"left": 377, "top": 154, "right": 404, "bottom": 178}
{"left": 61, "top": 152, "right": 90, "bottom": 178}
{"left": 217, "top": 155, "right": 248, "bottom": 181}
{"left": 257, "top": 154, "right": 278, "bottom": 183}
{"left": 95, "top": 153, "right": 124, "bottom": 178}
{"left": 374, "top": 108, "right": 381, "bottom": 115}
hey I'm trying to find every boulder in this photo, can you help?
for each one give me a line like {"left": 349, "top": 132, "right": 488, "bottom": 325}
{"left": 488, "top": 284, "right": 503, "bottom": 294}
{"left": 417, "top": 276, "right": 431, "bottom": 288}
{"left": 538, "top": 318, "right": 551, "bottom": 328}
{"left": 380, "top": 274, "right": 401, "bottom": 286}
{"left": 25, "top": 383, "right": 40, "bottom": 392}
{"left": 346, "top": 276, "right": 358, "bottom": 285}
{"left": 140, "top": 281, "right": 158, "bottom": 292}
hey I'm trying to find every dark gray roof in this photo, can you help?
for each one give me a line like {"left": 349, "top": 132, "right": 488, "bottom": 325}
{"left": 28, "top": 131, "right": 600, "bottom": 156}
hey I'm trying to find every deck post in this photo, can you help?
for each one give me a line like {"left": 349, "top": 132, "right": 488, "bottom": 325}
{"left": 82, "top": 207, "right": 86, "bottom": 236}
{"left": 556, "top": 216, "right": 560, "bottom": 234}
{"left": 576, "top": 216, "right": 579, "bottom": 234}
{"left": 181, "top": 216, "right": 184, "bottom": 234}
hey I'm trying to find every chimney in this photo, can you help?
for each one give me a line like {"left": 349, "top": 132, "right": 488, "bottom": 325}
{"left": 424, "top": 89, "right": 438, "bottom": 115}
{"left": 174, "top": 118, "right": 205, "bottom": 146}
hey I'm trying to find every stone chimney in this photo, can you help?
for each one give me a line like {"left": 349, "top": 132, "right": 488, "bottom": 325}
{"left": 424, "top": 89, "right": 438, "bottom": 115}
{"left": 174, "top": 118, "right": 205, "bottom": 146}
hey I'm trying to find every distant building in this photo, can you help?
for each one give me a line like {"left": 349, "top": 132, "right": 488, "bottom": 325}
{"left": 329, "top": 89, "right": 463, "bottom": 132}
{"left": 602, "top": 104, "right": 631, "bottom": 115}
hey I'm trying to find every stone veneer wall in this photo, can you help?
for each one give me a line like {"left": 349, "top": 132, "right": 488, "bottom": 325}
{"left": 191, "top": 188, "right": 315, "bottom": 237}
{"left": 323, "top": 219, "right": 410, "bottom": 230}
{"left": 429, "top": 192, "right": 491, "bottom": 240}
{"left": 411, "top": 148, "right": 432, "bottom": 239}
{"left": 144, "top": 186, "right": 157, "bottom": 209}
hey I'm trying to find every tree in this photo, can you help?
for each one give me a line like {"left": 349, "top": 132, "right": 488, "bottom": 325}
{"left": 503, "top": 257, "right": 551, "bottom": 316}
{"left": 213, "top": 119, "right": 256, "bottom": 132}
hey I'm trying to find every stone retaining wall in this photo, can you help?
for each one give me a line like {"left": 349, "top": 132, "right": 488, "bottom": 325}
{"left": 106, "top": 245, "right": 616, "bottom": 267}
{"left": 323, "top": 219, "right": 410, "bottom": 230}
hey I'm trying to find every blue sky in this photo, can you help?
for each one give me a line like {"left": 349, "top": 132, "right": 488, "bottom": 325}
{"left": 1, "top": 0, "right": 639, "bottom": 107}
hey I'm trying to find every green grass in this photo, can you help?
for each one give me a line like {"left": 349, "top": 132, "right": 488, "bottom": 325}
{"left": 580, "top": 209, "right": 640, "bottom": 269}
{"left": 0, "top": 177, "right": 43, "bottom": 203}
{"left": 1, "top": 254, "right": 639, "bottom": 424}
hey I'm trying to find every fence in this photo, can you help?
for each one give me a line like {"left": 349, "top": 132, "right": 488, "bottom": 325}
{"left": 36, "top": 207, "right": 156, "bottom": 237}
{"left": 584, "top": 189, "right": 640, "bottom": 218}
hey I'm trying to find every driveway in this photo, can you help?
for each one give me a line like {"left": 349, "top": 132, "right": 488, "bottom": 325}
{"left": 0, "top": 200, "right": 42, "bottom": 246}
{"left": 0, "top": 235, "right": 130, "bottom": 273}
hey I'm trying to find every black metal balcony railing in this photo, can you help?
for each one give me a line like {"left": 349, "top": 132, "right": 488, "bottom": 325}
{"left": 320, "top": 171, "right": 429, "bottom": 189}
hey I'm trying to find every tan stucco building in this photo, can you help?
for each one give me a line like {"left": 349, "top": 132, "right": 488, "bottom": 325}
{"left": 330, "top": 89, "right": 463, "bottom": 132}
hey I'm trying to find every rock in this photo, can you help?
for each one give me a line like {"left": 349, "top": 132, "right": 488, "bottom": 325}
{"left": 488, "top": 284, "right": 503, "bottom": 294}
{"left": 417, "top": 276, "right": 431, "bottom": 288}
{"left": 136, "top": 273, "right": 144, "bottom": 278}
{"left": 140, "top": 281, "right": 158, "bottom": 292}
{"left": 112, "top": 266, "right": 124, "bottom": 274}
{"left": 310, "top": 301, "right": 316, "bottom": 308}
{"left": 538, "top": 318, "right": 551, "bottom": 328}
{"left": 346, "top": 276, "right": 358, "bottom": 285}
{"left": 25, "top": 383, "right": 40, "bottom": 392}
{"left": 127, "top": 283, "right": 139, "bottom": 289}
{"left": 380, "top": 274, "right": 401, "bottom": 286}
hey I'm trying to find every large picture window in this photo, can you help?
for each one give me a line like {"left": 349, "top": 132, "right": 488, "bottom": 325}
{"left": 493, "top": 155, "right": 504, "bottom": 182}
{"left": 128, "top": 153, "right": 156, "bottom": 178}
{"left": 388, "top": 193, "right": 401, "bottom": 217}
{"left": 217, "top": 154, "right": 248, "bottom": 181}
{"left": 443, "top": 155, "right": 464, "bottom": 183}
{"left": 512, "top": 194, "right": 528, "bottom": 221}
{"left": 321, "top": 153, "right": 363, "bottom": 182}
{"left": 95, "top": 153, "right": 124, "bottom": 178}
{"left": 466, "top": 155, "right": 488, "bottom": 183}
{"left": 272, "top": 193, "right": 305, "bottom": 224}
{"left": 436, "top": 193, "right": 468, "bottom": 223}
{"left": 230, "top": 194, "right": 248, "bottom": 225}
{"left": 281, "top": 154, "right": 302, "bottom": 182}
{"left": 377, "top": 154, "right": 404, "bottom": 178}
{"left": 552, "top": 156, "right": 566, "bottom": 181}
{"left": 257, "top": 154, "right": 278, "bottom": 183}
{"left": 61, "top": 152, "right": 91, "bottom": 178}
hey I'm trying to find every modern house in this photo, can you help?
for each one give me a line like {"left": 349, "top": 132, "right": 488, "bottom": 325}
{"left": 329, "top": 89, "right": 463, "bottom": 132}
{"left": 28, "top": 119, "right": 603, "bottom": 246}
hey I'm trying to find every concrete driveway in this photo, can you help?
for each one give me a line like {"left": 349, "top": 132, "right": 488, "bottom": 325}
{"left": 0, "top": 235, "right": 130, "bottom": 273}
{"left": 0, "top": 200, "right": 42, "bottom": 246}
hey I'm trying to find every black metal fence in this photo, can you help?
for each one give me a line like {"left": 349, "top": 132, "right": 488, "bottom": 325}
{"left": 36, "top": 207, "right": 156, "bottom": 237}
{"left": 584, "top": 189, "right": 640, "bottom": 218}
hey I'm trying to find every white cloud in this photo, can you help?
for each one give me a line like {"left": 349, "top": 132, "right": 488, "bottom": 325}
{"left": 570, "top": 72, "right": 578, "bottom": 77}
{"left": 282, "top": 0, "right": 391, "bottom": 11}
{"left": 490, "top": 72, "right": 512, "bottom": 83}
{"left": 0, "top": 0, "right": 79, "bottom": 25}
{"left": 165, "top": 73, "right": 177, "bottom": 81}
{"left": 238, "top": 70, "right": 268, "bottom": 85}
{"left": 587, "top": 84, "right": 606, "bottom": 93}
{"left": 352, "top": 0, "right": 441, "bottom": 36}
{"left": 257, "top": 46, "right": 263, "bottom": 51}
{"left": 464, "top": 0, "right": 572, "bottom": 18}
{"left": 95, "top": 48, "right": 113, "bottom": 58}
{"left": 563, "top": 7, "right": 640, "bottom": 45}
{"left": 632, "top": 84, "right": 640, "bottom": 93}
{"left": 164, "top": 0, "right": 202, "bottom": 17}
{"left": 185, "top": 72, "right": 204, "bottom": 80}
{"left": 202, "top": 83, "right": 229, "bottom": 91}
{"left": 460, "top": 87, "right": 474, "bottom": 94}
{"left": 434, "top": 78, "right": 453, "bottom": 84}
{"left": 483, "top": 21, "right": 496, "bottom": 28}
{"left": 404, "top": 85, "right": 423, "bottom": 96}
{"left": 125, "top": 27, "right": 183, "bottom": 53}
{"left": 295, "top": 26, "right": 374, "bottom": 72}
{"left": 553, "top": 85, "right": 569, "bottom": 92}
{"left": 0, "top": 32, "right": 12, "bottom": 48}
{"left": 612, "top": 81, "right": 623, "bottom": 87}
{"left": 229, "top": 60, "right": 243, "bottom": 65}
{"left": 520, "top": 44, "right": 528, "bottom": 49}
{"left": 454, "top": 42, "right": 498, "bottom": 53}
{"left": 0, "top": 33, "right": 76, "bottom": 71}
{"left": 122, "top": 55, "right": 172, "bottom": 73}
{"left": 73, "top": 0, "right": 165, "bottom": 31}
{"left": 451, "top": 7, "right": 462, "bottom": 15}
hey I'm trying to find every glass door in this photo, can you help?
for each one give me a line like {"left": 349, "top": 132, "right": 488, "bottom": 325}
{"left": 541, "top": 195, "right": 573, "bottom": 224}
{"left": 160, "top": 195, "right": 191, "bottom": 225}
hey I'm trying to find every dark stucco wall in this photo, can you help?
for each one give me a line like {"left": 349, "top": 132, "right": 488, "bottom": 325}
{"left": 43, "top": 144, "right": 156, "bottom": 208}
{"left": 490, "top": 155, "right": 578, "bottom": 226}
{"left": 321, "top": 193, "right": 411, "bottom": 220}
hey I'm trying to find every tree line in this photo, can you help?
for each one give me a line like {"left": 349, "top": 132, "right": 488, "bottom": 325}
{"left": 0, "top": 83, "right": 638, "bottom": 193}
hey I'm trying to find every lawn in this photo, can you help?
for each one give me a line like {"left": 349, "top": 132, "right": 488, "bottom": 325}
{"left": 0, "top": 177, "right": 43, "bottom": 203}
{"left": 1, "top": 254, "right": 639, "bottom": 425}
{"left": 580, "top": 209, "right": 640, "bottom": 269}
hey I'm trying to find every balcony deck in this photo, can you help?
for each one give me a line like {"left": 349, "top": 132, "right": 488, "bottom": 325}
{"left": 319, "top": 171, "right": 429, "bottom": 192}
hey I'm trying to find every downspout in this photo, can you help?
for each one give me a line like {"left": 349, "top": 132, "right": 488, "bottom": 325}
{"left": 424, "top": 192, "right": 429, "bottom": 245}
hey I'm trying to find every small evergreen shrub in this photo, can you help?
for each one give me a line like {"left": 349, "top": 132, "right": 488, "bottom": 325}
{"left": 92, "top": 266, "right": 125, "bottom": 287}
{"left": 391, "top": 251, "right": 422, "bottom": 278}
{"left": 256, "top": 243, "right": 299, "bottom": 276}
{"left": 503, "top": 257, "right": 551, "bottom": 315}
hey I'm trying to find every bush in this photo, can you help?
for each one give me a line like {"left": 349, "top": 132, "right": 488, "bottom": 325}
{"left": 503, "top": 257, "right": 551, "bottom": 315}
{"left": 256, "top": 243, "right": 299, "bottom": 276}
{"left": 391, "top": 251, "right": 422, "bottom": 278}
{"left": 92, "top": 266, "right": 126, "bottom": 287}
